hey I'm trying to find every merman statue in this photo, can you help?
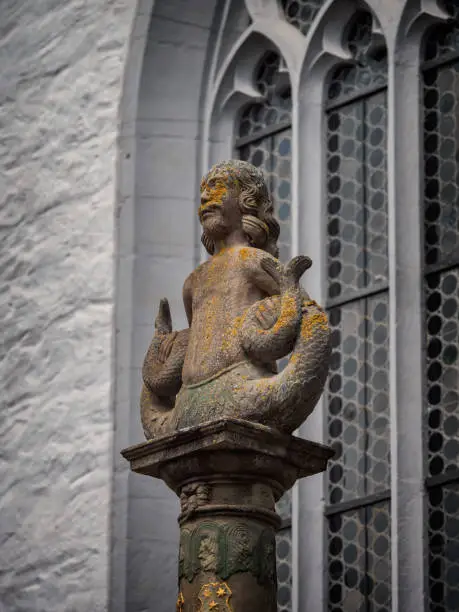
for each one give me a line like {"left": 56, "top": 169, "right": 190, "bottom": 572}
{"left": 140, "top": 160, "right": 331, "bottom": 438}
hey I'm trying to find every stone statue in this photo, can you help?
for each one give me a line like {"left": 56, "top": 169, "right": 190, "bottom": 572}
{"left": 140, "top": 160, "right": 331, "bottom": 439}
{"left": 125, "top": 160, "right": 334, "bottom": 610}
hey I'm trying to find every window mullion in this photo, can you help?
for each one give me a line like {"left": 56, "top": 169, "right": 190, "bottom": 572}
{"left": 389, "top": 37, "right": 427, "bottom": 612}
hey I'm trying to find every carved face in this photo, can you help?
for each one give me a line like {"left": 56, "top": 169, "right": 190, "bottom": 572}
{"left": 199, "top": 170, "right": 241, "bottom": 240}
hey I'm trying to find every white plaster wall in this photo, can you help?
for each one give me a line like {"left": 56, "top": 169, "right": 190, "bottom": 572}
{"left": 0, "top": 1, "right": 136, "bottom": 609}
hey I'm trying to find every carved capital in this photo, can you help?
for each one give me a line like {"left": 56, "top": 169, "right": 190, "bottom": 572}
{"left": 180, "top": 483, "right": 212, "bottom": 517}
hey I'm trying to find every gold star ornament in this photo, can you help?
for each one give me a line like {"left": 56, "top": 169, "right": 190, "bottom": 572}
{"left": 198, "top": 582, "right": 233, "bottom": 611}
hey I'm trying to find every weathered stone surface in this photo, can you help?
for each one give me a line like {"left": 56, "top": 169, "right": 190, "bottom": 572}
{"left": 123, "top": 418, "right": 334, "bottom": 493}
{"left": 140, "top": 160, "right": 331, "bottom": 441}
{"left": 0, "top": 1, "right": 135, "bottom": 609}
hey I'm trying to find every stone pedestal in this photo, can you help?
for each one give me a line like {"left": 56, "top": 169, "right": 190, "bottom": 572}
{"left": 121, "top": 419, "right": 333, "bottom": 611}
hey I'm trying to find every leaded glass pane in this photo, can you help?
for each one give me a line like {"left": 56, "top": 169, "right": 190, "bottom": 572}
{"left": 423, "top": 62, "right": 459, "bottom": 266}
{"left": 328, "top": 502, "right": 391, "bottom": 612}
{"left": 239, "top": 127, "right": 292, "bottom": 261}
{"left": 280, "top": 0, "right": 324, "bottom": 36}
{"left": 272, "top": 131, "right": 292, "bottom": 262}
{"left": 425, "top": 269, "right": 459, "bottom": 477}
{"left": 326, "top": 21, "right": 390, "bottom": 611}
{"left": 328, "top": 12, "right": 387, "bottom": 103}
{"left": 428, "top": 483, "right": 459, "bottom": 611}
{"left": 327, "top": 295, "right": 390, "bottom": 504}
{"left": 327, "top": 93, "right": 388, "bottom": 301}
{"left": 238, "top": 52, "right": 291, "bottom": 140}
{"left": 423, "top": 15, "right": 459, "bottom": 609}
{"left": 277, "top": 527, "right": 293, "bottom": 612}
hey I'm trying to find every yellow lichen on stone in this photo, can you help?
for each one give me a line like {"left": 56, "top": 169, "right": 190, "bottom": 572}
{"left": 203, "top": 295, "right": 219, "bottom": 350}
{"left": 301, "top": 309, "right": 329, "bottom": 341}
{"left": 238, "top": 247, "right": 253, "bottom": 261}
{"left": 198, "top": 176, "right": 228, "bottom": 219}
{"left": 270, "top": 293, "right": 296, "bottom": 333}
{"left": 221, "top": 314, "right": 244, "bottom": 353}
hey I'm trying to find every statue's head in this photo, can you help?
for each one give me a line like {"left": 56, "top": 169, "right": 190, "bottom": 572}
{"left": 199, "top": 160, "right": 280, "bottom": 257}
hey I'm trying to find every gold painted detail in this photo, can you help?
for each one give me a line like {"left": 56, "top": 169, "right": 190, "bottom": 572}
{"left": 176, "top": 591, "right": 185, "bottom": 611}
{"left": 198, "top": 582, "right": 233, "bottom": 611}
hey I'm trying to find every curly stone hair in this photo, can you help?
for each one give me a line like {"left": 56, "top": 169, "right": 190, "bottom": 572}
{"left": 200, "top": 159, "right": 280, "bottom": 258}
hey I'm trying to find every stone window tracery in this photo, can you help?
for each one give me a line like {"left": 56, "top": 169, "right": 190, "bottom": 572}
{"left": 422, "top": 5, "right": 459, "bottom": 610}
{"left": 281, "top": 0, "right": 325, "bottom": 36}
{"left": 324, "top": 10, "right": 391, "bottom": 612}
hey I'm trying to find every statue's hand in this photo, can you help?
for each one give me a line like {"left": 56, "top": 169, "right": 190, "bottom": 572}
{"left": 255, "top": 297, "right": 279, "bottom": 330}
{"left": 261, "top": 255, "right": 312, "bottom": 291}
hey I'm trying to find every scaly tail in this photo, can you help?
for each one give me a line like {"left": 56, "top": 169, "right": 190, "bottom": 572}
{"left": 236, "top": 252, "right": 330, "bottom": 434}
{"left": 140, "top": 298, "right": 189, "bottom": 439}
{"left": 140, "top": 385, "right": 176, "bottom": 440}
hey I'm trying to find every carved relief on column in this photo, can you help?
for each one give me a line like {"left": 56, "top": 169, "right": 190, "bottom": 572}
{"left": 179, "top": 519, "right": 277, "bottom": 585}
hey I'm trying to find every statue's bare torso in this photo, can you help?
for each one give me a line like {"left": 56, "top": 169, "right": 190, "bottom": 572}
{"left": 182, "top": 246, "right": 279, "bottom": 385}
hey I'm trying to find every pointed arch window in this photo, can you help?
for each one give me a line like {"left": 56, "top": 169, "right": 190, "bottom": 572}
{"left": 235, "top": 50, "right": 293, "bottom": 612}
{"left": 422, "top": 4, "right": 459, "bottom": 610}
{"left": 324, "top": 11, "right": 391, "bottom": 611}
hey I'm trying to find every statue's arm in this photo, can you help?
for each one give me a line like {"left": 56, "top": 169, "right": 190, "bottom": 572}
{"left": 183, "top": 273, "right": 193, "bottom": 326}
{"left": 249, "top": 261, "right": 280, "bottom": 298}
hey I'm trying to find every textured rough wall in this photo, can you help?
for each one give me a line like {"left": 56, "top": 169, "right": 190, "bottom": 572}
{"left": 0, "top": 1, "right": 135, "bottom": 609}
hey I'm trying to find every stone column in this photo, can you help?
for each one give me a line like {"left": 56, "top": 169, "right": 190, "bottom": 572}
{"left": 122, "top": 419, "right": 333, "bottom": 611}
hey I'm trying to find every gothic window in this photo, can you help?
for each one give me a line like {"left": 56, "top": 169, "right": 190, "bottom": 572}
{"left": 236, "top": 50, "right": 293, "bottom": 612}
{"left": 422, "top": 4, "right": 459, "bottom": 610}
{"left": 281, "top": 0, "right": 325, "bottom": 36}
{"left": 324, "top": 11, "right": 391, "bottom": 611}
{"left": 237, "top": 51, "right": 292, "bottom": 264}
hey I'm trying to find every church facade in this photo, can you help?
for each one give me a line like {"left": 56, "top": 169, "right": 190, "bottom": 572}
{"left": 1, "top": 1, "right": 458, "bottom": 611}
